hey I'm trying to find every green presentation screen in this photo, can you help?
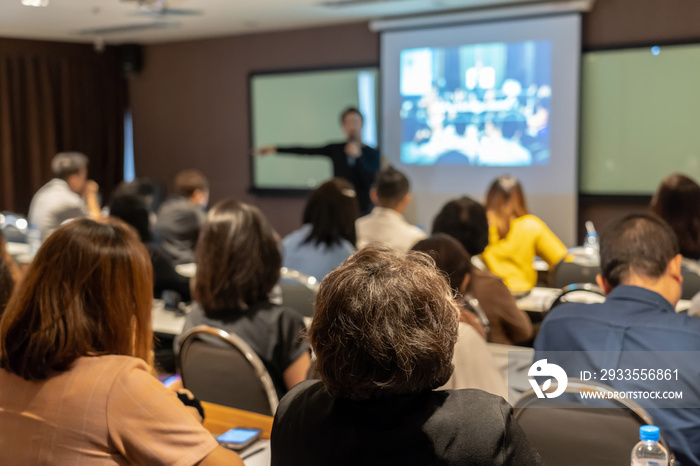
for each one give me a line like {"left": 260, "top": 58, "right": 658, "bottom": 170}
{"left": 250, "top": 67, "right": 378, "bottom": 192}
{"left": 580, "top": 44, "right": 700, "bottom": 194}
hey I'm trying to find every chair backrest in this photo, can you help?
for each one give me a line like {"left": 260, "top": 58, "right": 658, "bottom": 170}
{"left": 514, "top": 379, "right": 675, "bottom": 465}
{"left": 681, "top": 258, "right": 700, "bottom": 301}
{"left": 279, "top": 267, "right": 319, "bottom": 318}
{"left": 177, "top": 325, "right": 279, "bottom": 416}
{"left": 547, "top": 283, "right": 605, "bottom": 314}
{"left": 549, "top": 252, "right": 601, "bottom": 289}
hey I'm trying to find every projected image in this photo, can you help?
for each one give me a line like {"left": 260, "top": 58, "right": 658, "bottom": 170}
{"left": 400, "top": 41, "right": 552, "bottom": 166}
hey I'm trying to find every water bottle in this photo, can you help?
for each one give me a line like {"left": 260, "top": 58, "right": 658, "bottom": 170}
{"left": 631, "top": 425, "right": 669, "bottom": 466}
{"left": 584, "top": 220, "right": 598, "bottom": 253}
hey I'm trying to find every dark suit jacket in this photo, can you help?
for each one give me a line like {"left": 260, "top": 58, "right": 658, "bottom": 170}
{"left": 277, "top": 143, "right": 380, "bottom": 215}
{"left": 271, "top": 380, "right": 542, "bottom": 466}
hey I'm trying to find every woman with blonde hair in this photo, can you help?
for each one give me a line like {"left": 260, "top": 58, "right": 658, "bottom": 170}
{"left": 0, "top": 218, "right": 241, "bottom": 465}
{"left": 483, "top": 175, "right": 566, "bottom": 294}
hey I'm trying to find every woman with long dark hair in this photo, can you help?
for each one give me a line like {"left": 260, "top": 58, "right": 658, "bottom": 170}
{"left": 0, "top": 219, "right": 241, "bottom": 465}
{"left": 183, "top": 200, "right": 310, "bottom": 398}
{"left": 282, "top": 177, "right": 359, "bottom": 279}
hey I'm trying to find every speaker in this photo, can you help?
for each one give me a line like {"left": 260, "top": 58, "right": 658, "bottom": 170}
{"left": 117, "top": 44, "right": 144, "bottom": 76}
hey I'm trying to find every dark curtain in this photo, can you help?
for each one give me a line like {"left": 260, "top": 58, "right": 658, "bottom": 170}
{"left": 0, "top": 41, "right": 126, "bottom": 215}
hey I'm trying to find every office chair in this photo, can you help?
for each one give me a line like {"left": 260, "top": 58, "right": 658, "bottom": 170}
{"left": 279, "top": 267, "right": 319, "bottom": 318}
{"left": 177, "top": 325, "right": 279, "bottom": 416}
{"left": 514, "top": 378, "right": 675, "bottom": 466}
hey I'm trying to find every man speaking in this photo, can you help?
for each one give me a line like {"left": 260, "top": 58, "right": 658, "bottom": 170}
{"left": 256, "top": 107, "right": 380, "bottom": 215}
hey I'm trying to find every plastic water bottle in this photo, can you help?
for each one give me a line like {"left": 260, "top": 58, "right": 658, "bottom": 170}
{"left": 631, "top": 425, "right": 669, "bottom": 466}
{"left": 584, "top": 220, "right": 598, "bottom": 253}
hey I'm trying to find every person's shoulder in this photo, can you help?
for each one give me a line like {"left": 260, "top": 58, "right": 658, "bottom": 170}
{"left": 428, "top": 388, "right": 510, "bottom": 427}
{"left": 514, "top": 214, "right": 547, "bottom": 229}
{"left": 275, "top": 380, "right": 326, "bottom": 419}
{"left": 470, "top": 267, "right": 505, "bottom": 285}
{"left": 283, "top": 225, "right": 311, "bottom": 246}
{"left": 72, "top": 355, "right": 150, "bottom": 391}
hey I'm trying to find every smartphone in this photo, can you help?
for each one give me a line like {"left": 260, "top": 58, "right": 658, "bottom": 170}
{"left": 216, "top": 427, "right": 263, "bottom": 451}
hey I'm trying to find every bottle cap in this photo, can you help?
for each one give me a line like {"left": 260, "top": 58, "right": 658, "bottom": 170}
{"left": 640, "top": 425, "right": 660, "bottom": 442}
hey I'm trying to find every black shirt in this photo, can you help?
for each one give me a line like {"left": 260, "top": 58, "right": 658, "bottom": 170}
{"left": 271, "top": 380, "right": 542, "bottom": 466}
{"left": 181, "top": 301, "right": 309, "bottom": 399}
{"left": 154, "top": 197, "right": 206, "bottom": 265}
{"left": 276, "top": 143, "right": 380, "bottom": 215}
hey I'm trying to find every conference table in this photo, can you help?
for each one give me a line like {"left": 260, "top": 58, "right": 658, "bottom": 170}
{"left": 202, "top": 401, "right": 272, "bottom": 466}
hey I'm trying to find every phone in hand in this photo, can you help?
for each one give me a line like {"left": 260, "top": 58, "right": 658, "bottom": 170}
{"left": 216, "top": 427, "right": 263, "bottom": 451}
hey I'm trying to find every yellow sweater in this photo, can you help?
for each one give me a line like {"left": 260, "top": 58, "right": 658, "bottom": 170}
{"left": 482, "top": 214, "right": 567, "bottom": 293}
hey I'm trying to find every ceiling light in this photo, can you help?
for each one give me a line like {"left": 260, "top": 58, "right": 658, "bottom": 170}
{"left": 21, "top": 0, "right": 49, "bottom": 6}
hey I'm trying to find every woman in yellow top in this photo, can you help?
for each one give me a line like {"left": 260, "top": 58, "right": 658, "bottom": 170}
{"left": 482, "top": 175, "right": 567, "bottom": 294}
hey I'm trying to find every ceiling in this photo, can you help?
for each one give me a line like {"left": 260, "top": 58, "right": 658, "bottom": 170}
{"left": 0, "top": 0, "right": 554, "bottom": 45}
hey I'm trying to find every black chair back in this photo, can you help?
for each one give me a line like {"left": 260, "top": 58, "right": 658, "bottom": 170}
{"left": 177, "top": 326, "right": 279, "bottom": 416}
{"left": 681, "top": 259, "right": 700, "bottom": 301}
{"left": 514, "top": 379, "right": 675, "bottom": 466}
{"left": 549, "top": 253, "right": 600, "bottom": 289}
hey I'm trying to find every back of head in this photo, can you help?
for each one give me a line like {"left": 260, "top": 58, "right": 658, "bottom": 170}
{"left": 310, "top": 244, "right": 459, "bottom": 400}
{"left": 431, "top": 196, "right": 489, "bottom": 256}
{"left": 485, "top": 175, "right": 528, "bottom": 238}
{"left": 174, "top": 169, "right": 209, "bottom": 199}
{"left": 112, "top": 178, "right": 161, "bottom": 212}
{"left": 51, "top": 152, "right": 88, "bottom": 180}
{"left": 109, "top": 194, "right": 151, "bottom": 242}
{"left": 195, "top": 199, "right": 281, "bottom": 313}
{"left": 412, "top": 234, "right": 472, "bottom": 293}
{"left": 0, "top": 219, "right": 153, "bottom": 380}
{"left": 599, "top": 214, "right": 679, "bottom": 288}
{"left": 651, "top": 173, "right": 700, "bottom": 259}
{"left": 375, "top": 166, "right": 410, "bottom": 209}
{"left": 302, "top": 178, "right": 359, "bottom": 248}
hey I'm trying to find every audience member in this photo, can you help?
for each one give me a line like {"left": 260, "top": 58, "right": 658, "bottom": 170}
{"left": 0, "top": 230, "right": 14, "bottom": 315}
{"left": 271, "top": 245, "right": 542, "bottom": 466}
{"left": 111, "top": 177, "right": 163, "bottom": 218}
{"left": 154, "top": 169, "right": 209, "bottom": 265}
{"left": 431, "top": 196, "right": 490, "bottom": 258}
{"left": 411, "top": 234, "right": 508, "bottom": 397}
{"left": 182, "top": 200, "right": 310, "bottom": 399}
{"left": 413, "top": 233, "right": 532, "bottom": 345}
{"left": 651, "top": 173, "right": 700, "bottom": 260}
{"left": 109, "top": 194, "right": 191, "bottom": 301}
{"left": 356, "top": 166, "right": 426, "bottom": 250}
{"left": 283, "top": 178, "right": 358, "bottom": 280}
{"left": 483, "top": 175, "right": 566, "bottom": 293}
{"left": 28, "top": 152, "right": 101, "bottom": 240}
{"left": 0, "top": 218, "right": 241, "bottom": 465}
{"left": 535, "top": 214, "right": 700, "bottom": 465}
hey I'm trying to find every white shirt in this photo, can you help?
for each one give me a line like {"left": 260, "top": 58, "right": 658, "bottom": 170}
{"left": 356, "top": 207, "right": 427, "bottom": 251}
{"left": 28, "top": 178, "right": 87, "bottom": 240}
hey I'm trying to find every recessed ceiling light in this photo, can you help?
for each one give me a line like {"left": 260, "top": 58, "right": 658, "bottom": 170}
{"left": 21, "top": 0, "right": 49, "bottom": 7}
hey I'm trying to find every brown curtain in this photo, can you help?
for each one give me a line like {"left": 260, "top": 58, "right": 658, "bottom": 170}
{"left": 0, "top": 40, "right": 126, "bottom": 215}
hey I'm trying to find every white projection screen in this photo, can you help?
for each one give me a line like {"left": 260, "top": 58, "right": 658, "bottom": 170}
{"left": 381, "top": 14, "right": 581, "bottom": 246}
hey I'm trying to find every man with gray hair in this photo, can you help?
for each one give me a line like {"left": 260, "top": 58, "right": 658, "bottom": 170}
{"left": 28, "top": 152, "right": 101, "bottom": 240}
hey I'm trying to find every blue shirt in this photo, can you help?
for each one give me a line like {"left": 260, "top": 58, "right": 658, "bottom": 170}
{"left": 535, "top": 285, "right": 700, "bottom": 465}
{"left": 282, "top": 224, "right": 355, "bottom": 280}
